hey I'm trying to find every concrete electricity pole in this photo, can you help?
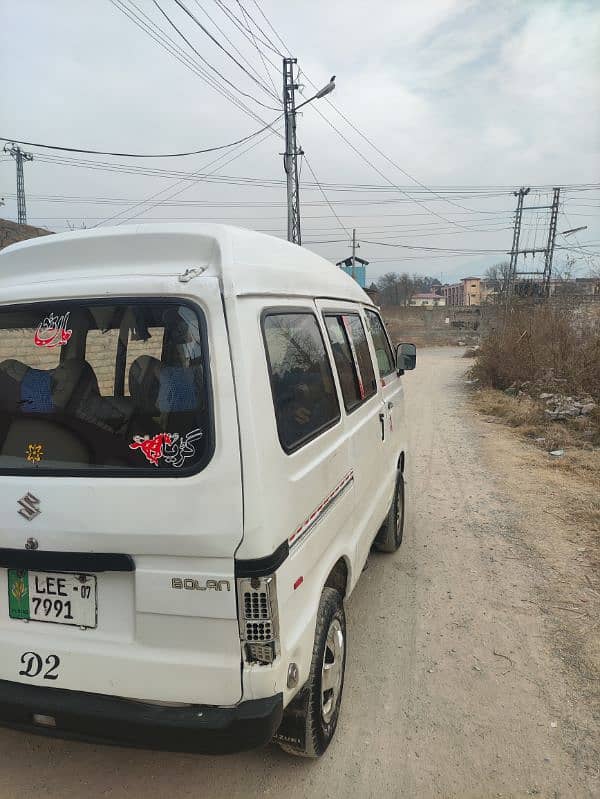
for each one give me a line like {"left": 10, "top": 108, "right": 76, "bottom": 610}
{"left": 351, "top": 228, "right": 358, "bottom": 280}
{"left": 282, "top": 59, "right": 335, "bottom": 245}
{"left": 4, "top": 142, "right": 33, "bottom": 225}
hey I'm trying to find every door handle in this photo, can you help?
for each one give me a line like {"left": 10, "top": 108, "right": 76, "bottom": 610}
{"left": 387, "top": 401, "right": 394, "bottom": 409}
{"left": 379, "top": 413, "right": 385, "bottom": 441}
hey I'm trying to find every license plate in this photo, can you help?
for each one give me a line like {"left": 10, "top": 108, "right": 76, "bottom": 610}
{"left": 8, "top": 570, "right": 97, "bottom": 629}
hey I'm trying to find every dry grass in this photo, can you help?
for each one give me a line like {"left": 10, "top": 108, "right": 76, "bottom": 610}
{"left": 470, "top": 304, "right": 600, "bottom": 398}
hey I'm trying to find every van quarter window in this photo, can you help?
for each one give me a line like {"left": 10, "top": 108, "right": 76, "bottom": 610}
{"left": 0, "top": 300, "right": 213, "bottom": 475}
{"left": 263, "top": 312, "right": 340, "bottom": 453}
{"left": 324, "top": 313, "right": 377, "bottom": 409}
{"left": 324, "top": 315, "right": 362, "bottom": 411}
{"left": 364, "top": 309, "right": 395, "bottom": 377}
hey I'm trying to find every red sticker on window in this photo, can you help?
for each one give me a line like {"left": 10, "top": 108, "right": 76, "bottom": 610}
{"left": 129, "top": 433, "right": 173, "bottom": 466}
{"left": 129, "top": 429, "right": 203, "bottom": 467}
{"left": 34, "top": 312, "right": 72, "bottom": 348}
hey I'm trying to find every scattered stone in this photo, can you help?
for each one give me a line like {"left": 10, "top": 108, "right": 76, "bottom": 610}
{"left": 504, "top": 385, "right": 517, "bottom": 396}
{"left": 539, "top": 392, "right": 554, "bottom": 400}
{"left": 549, "top": 450, "right": 565, "bottom": 458}
{"left": 535, "top": 437, "right": 546, "bottom": 444}
{"left": 581, "top": 403, "right": 596, "bottom": 415}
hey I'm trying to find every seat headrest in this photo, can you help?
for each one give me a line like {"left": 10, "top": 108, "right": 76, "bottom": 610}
{"left": 128, "top": 355, "right": 162, "bottom": 414}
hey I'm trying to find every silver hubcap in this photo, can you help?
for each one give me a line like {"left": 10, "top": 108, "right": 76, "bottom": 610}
{"left": 321, "top": 618, "right": 344, "bottom": 724}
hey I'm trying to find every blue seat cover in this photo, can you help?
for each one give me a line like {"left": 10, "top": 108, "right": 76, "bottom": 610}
{"left": 157, "top": 367, "right": 198, "bottom": 413}
{"left": 20, "top": 369, "right": 54, "bottom": 414}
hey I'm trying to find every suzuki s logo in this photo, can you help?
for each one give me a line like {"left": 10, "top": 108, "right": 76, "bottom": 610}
{"left": 18, "top": 494, "right": 41, "bottom": 522}
{"left": 171, "top": 578, "right": 231, "bottom": 592}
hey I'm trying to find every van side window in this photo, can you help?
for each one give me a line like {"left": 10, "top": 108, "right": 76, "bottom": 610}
{"left": 324, "top": 314, "right": 377, "bottom": 410}
{"left": 365, "top": 309, "right": 395, "bottom": 377}
{"left": 263, "top": 312, "right": 340, "bottom": 453}
{"left": 324, "top": 316, "right": 362, "bottom": 411}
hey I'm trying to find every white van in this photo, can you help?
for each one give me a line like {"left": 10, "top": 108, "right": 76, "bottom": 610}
{"left": 0, "top": 224, "right": 415, "bottom": 756}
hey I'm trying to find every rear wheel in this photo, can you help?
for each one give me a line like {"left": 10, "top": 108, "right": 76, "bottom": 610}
{"left": 374, "top": 471, "right": 405, "bottom": 553}
{"left": 276, "top": 587, "right": 346, "bottom": 757}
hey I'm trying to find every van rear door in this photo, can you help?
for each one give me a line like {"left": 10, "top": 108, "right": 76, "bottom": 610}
{"left": 0, "top": 278, "right": 244, "bottom": 705}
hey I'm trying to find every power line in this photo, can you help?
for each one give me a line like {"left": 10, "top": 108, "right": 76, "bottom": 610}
{"left": 212, "top": 0, "right": 283, "bottom": 59}
{"left": 171, "top": 0, "right": 281, "bottom": 100}
{"left": 301, "top": 153, "right": 352, "bottom": 239}
{"left": 234, "top": 0, "right": 279, "bottom": 96}
{"left": 189, "top": 0, "right": 277, "bottom": 92}
{"left": 0, "top": 116, "right": 282, "bottom": 159}
{"left": 249, "top": 0, "right": 289, "bottom": 54}
{"left": 152, "top": 0, "right": 279, "bottom": 110}
{"left": 109, "top": 0, "right": 278, "bottom": 128}
{"left": 96, "top": 121, "right": 283, "bottom": 226}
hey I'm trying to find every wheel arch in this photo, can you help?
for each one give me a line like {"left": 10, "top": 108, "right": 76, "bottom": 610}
{"left": 324, "top": 556, "right": 351, "bottom": 599}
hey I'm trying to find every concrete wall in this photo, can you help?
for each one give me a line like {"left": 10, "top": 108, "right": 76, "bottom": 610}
{"left": 381, "top": 305, "right": 499, "bottom": 346}
{"left": 381, "top": 297, "right": 600, "bottom": 347}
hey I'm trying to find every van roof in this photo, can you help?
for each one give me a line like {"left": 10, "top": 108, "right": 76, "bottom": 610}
{"left": 0, "top": 223, "right": 372, "bottom": 305}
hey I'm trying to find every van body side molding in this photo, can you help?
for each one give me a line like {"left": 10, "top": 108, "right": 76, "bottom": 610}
{"left": 0, "top": 549, "right": 135, "bottom": 573}
{"left": 235, "top": 540, "right": 289, "bottom": 578}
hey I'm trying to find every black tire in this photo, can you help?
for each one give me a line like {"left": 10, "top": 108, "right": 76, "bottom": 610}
{"left": 276, "top": 588, "right": 346, "bottom": 758}
{"left": 374, "top": 471, "right": 405, "bottom": 553}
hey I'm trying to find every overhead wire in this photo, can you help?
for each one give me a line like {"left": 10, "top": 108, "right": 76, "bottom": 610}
{"left": 151, "top": 0, "right": 280, "bottom": 110}
{"left": 108, "top": 0, "right": 279, "bottom": 129}
{"left": 96, "top": 120, "right": 284, "bottom": 226}
{"left": 234, "top": 0, "right": 280, "bottom": 97}
{"left": 301, "top": 153, "right": 352, "bottom": 239}
{"left": 212, "top": 0, "right": 283, "bottom": 59}
{"left": 171, "top": 0, "right": 281, "bottom": 100}
{"left": 0, "top": 114, "right": 282, "bottom": 158}
{"left": 190, "top": 0, "right": 280, "bottom": 97}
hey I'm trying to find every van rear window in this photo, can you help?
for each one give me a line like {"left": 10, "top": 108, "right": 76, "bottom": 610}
{"left": 0, "top": 300, "right": 212, "bottom": 475}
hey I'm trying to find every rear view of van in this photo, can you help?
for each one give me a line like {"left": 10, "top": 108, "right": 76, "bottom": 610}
{"left": 0, "top": 224, "right": 414, "bottom": 756}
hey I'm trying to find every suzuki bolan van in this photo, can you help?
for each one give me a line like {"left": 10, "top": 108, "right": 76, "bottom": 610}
{"left": 0, "top": 224, "right": 415, "bottom": 757}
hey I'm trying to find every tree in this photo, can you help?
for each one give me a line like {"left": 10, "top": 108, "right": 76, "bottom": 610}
{"left": 376, "top": 272, "right": 442, "bottom": 306}
{"left": 484, "top": 262, "right": 510, "bottom": 303}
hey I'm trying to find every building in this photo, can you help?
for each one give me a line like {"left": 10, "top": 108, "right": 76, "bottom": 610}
{"left": 441, "top": 277, "right": 492, "bottom": 307}
{"left": 336, "top": 255, "right": 368, "bottom": 288}
{"left": 409, "top": 292, "right": 446, "bottom": 308}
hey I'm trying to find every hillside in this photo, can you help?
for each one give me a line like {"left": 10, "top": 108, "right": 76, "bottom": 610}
{"left": 0, "top": 218, "right": 53, "bottom": 251}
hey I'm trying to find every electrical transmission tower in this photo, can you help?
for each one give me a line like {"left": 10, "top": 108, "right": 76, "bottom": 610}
{"left": 4, "top": 142, "right": 33, "bottom": 225}
{"left": 505, "top": 186, "right": 561, "bottom": 301}
{"left": 283, "top": 58, "right": 302, "bottom": 245}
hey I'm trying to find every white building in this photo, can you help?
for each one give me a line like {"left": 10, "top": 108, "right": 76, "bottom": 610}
{"left": 409, "top": 292, "right": 446, "bottom": 308}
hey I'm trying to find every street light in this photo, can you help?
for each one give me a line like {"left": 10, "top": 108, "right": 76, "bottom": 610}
{"left": 295, "top": 76, "right": 336, "bottom": 110}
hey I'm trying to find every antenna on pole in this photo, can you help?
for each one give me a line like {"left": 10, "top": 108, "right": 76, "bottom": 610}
{"left": 4, "top": 142, "right": 33, "bottom": 225}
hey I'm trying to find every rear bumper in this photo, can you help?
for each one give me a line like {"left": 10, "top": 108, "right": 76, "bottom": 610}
{"left": 0, "top": 680, "right": 283, "bottom": 754}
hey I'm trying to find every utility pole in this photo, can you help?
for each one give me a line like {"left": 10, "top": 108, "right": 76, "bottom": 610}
{"left": 282, "top": 61, "right": 336, "bottom": 245}
{"left": 505, "top": 187, "right": 529, "bottom": 300}
{"left": 351, "top": 228, "right": 357, "bottom": 280}
{"left": 283, "top": 58, "right": 302, "bottom": 245}
{"left": 542, "top": 188, "right": 560, "bottom": 297}
{"left": 4, "top": 143, "right": 33, "bottom": 225}
{"left": 505, "top": 186, "right": 561, "bottom": 302}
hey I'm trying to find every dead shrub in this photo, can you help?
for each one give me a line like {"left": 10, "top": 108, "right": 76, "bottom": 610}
{"left": 471, "top": 304, "right": 600, "bottom": 399}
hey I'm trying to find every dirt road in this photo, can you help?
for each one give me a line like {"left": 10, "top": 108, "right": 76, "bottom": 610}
{"left": 1, "top": 347, "right": 597, "bottom": 798}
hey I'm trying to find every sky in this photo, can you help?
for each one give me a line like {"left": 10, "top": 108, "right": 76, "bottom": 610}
{"left": 1, "top": 0, "right": 599, "bottom": 283}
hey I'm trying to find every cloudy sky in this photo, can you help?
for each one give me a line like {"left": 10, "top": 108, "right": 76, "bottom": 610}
{"left": 1, "top": 0, "right": 599, "bottom": 282}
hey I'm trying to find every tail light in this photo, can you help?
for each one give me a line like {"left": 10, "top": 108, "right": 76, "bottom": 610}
{"left": 237, "top": 574, "right": 279, "bottom": 665}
